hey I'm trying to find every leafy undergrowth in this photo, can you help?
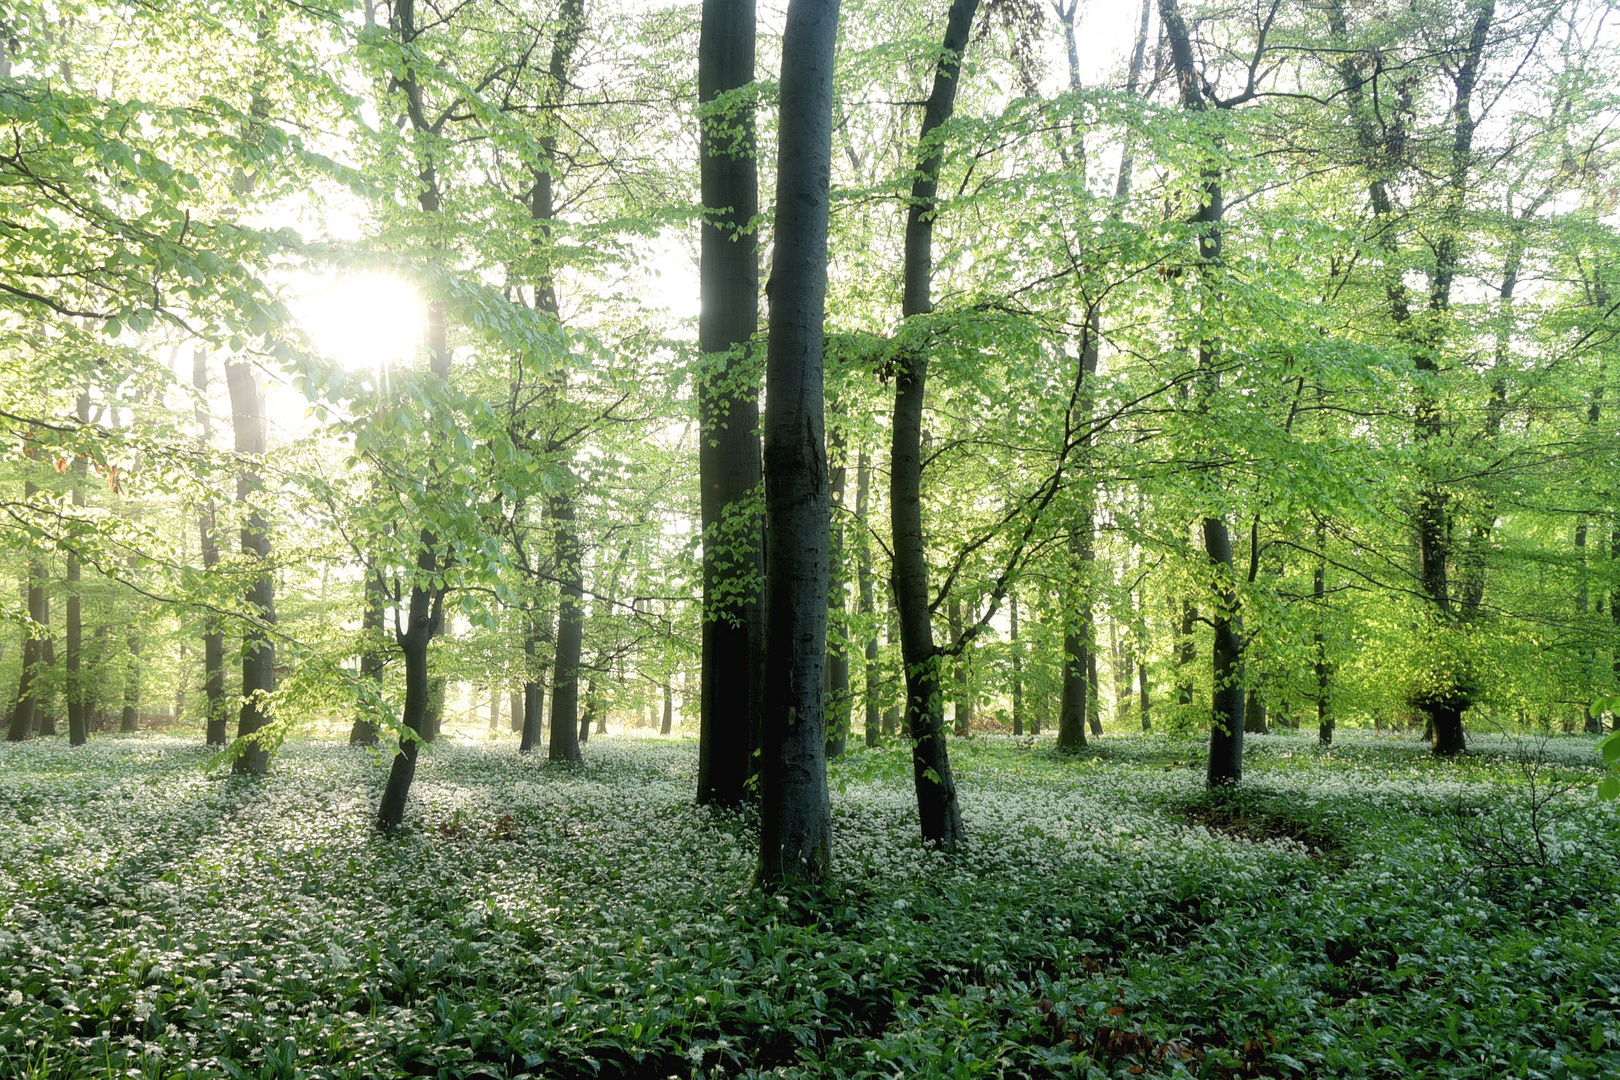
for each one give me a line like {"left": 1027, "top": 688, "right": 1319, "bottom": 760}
{"left": 0, "top": 730, "right": 1617, "bottom": 1078}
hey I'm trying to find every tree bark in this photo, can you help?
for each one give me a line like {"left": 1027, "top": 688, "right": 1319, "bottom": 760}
{"left": 226, "top": 361, "right": 276, "bottom": 773}
{"left": 825, "top": 412, "right": 851, "bottom": 756}
{"left": 891, "top": 0, "right": 981, "bottom": 851}
{"left": 757, "top": 0, "right": 840, "bottom": 887}
{"left": 856, "top": 449, "right": 880, "bottom": 747}
{"left": 194, "top": 354, "right": 228, "bottom": 746}
{"left": 661, "top": 683, "right": 673, "bottom": 735}
{"left": 1315, "top": 518, "right": 1333, "bottom": 745}
{"left": 350, "top": 568, "right": 386, "bottom": 745}
{"left": 696, "top": 0, "right": 766, "bottom": 808}
{"left": 1161, "top": 0, "right": 1245, "bottom": 783}
{"left": 949, "top": 596, "right": 971, "bottom": 736}
{"left": 1010, "top": 587, "right": 1023, "bottom": 736}
{"left": 66, "top": 392, "right": 88, "bottom": 746}
{"left": 548, "top": 493, "right": 584, "bottom": 763}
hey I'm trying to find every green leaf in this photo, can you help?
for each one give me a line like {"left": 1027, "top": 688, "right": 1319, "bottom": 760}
{"left": 1597, "top": 776, "right": 1620, "bottom": 801}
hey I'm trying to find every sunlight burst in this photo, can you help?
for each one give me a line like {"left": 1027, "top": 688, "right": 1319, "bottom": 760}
{"left": 296, "top": 272, "right": 423, "bottom": 371}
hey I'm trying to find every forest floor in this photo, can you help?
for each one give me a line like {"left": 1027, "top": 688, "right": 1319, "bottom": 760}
{"left": 0, "top": 729, "right": 1616, "bottom": 1079}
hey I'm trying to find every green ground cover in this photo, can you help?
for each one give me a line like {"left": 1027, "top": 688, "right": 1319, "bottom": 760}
{"left": 0, "top": 732, "right": 1616, "bottom": 1079}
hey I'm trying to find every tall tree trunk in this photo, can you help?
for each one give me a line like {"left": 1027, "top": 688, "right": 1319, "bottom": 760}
{"left": 948, "top": 597, "right": 970, "bottom": 736}
{"left": 856, "top": 450, "right": 880, "bottom": 747}
{"left": 548, "top": 494, "right": 584, "bottom": 763}
{"left": 661, "top": 683, "right": 673, "bottom": 735}
{"left": 376, "top": 154, "right": 451, "bottom": 825}
{"left": 1138, "top": 648, "right": 1151, "bottom": 731}
{"left": 1316, "top": 518, "right": 1333, "bottom": 745}
{"left": 757, "top": 0, "right": 840, "bottom": 887}
{"left": 66, "top": 392, "right": 88, "bottom": 746}
{"left": 195, "top": 355, "right": 227, "bottom": 746}
{"left": 696, "top": 0, "right": 766, "bottom": 808}
{"left": 510, "top": 691, "right": 523, "bottom": 733}
{"left": 890, "top": 0, "right": 979, "bottom": 852}
{"left": 1010, "top": 588, "right": 1023, "bottom": 736}
{"left": 9, "top": 433, "right": 48, "bottom": 742}
{"left": 825, "top": 413, "right": 850, "bottom": 756}
{"left": 1161, "top": 0, "right": 1245, "bottom": 783}
{"left": 519, "top": 605, "right": 547, "bottom": 754}
{"left": 226, "top": 361, "right": 276, "bottom": 773}
{"left": 1056, "top": 537, "right": 1089, "bottom": 750}
{"left": 1175, "top": 597, "right": 1197, "bottom": 707}
{"left": 351, "top": 568, "right": 386, "bottom": 746}
{"left": 579, "top": 679, "right": 595, "bottom": 743}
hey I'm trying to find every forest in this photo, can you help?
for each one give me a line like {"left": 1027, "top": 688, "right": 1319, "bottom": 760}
{"left": 3, "top": 0, "right": 1620, "bottom": 1076}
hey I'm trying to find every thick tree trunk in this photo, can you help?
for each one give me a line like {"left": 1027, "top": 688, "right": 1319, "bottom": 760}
{"left": 350, "top": 568, "right": 386, "bottom": 746}
{"left": 890, "top": 0, "right": 978, "bottom": 850}
{"left": 696, "top": 0, "right": 766, "bottom": 808}
{"left": 1244, "top": 688, "right": 1267, "bottom": 734}
{"left": 226, "top": 361, "right": 276, "bottom": 773}
{"left": 757, "top": 0, "right": 839, "bottom": 887}
{"left": 1204, "top": 517, "right": 1245, "bottom": 784}
{"left": 856, "top": 450, "right": 880, "bottom": 747}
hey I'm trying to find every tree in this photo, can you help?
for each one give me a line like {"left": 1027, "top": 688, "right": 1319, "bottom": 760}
{"left": 696, "top": 0, "right": 766, "bottom": 807}
{"left": 890, "top": 0, "right": 980, "bottom": 851}
{"left": 757, "top": 0, "right": 840, "bottom": 889}
{"left": 226, "top": 360, "right": 276, "bottom": 774}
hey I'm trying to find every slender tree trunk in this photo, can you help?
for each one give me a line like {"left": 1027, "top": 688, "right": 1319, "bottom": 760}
{"left": 949, "top": 597, "right": 969, "bottom": 736}
{"left": 1138, "top": 650, "right": 1151, "bottom": 731}
{"left": 856, "top": 450, "right": 880, "bottom": 747}
{"left": 696, "top": 0, "right": 766, "bottom": 808}
{"left": 548, "top": 494, "right": 584, "bottom": 763}
{"left": 423, "top": 675, "right": 446, "bottom": 743}
{"left": 66, "top": 393, "right": 88, "bottom": 746}
{"left": 519, "top": 608, "right": 546, "bottom": 754}
{"left": 489, "top": 686, "right": 499, "bottom": 730}
{"left": 194, "top": 355, "right": 227, "bottom": 746}
{"left": 1175, "top": 597, "right": 1197, "bottom": 707}
{"left": 1315, "top": 519, "right": 1333, "bottom": 745}
{"left": 350, "top": 568, "right": 386, "bottom": 746}
{"left": 226, "top": 361, "right": 276, "bottom": 773}
{"left": 120, "top": 631, "right": 141, "bottom": 733}
{"left": 511, "top": 691, "right": 523, "bottom": 733}
{"left": 825, "top": 414, "right": 850, "bottom": 756}
{"left": 579, "top": 679, "right": 595, "bottom": 743}
{"left": 1161, "top": 0, "right": 1245, "bottom": 782}
{"left": 757, "top": 0, "right": 840, "bottom": 887}
{"left": 882, "top": 599, "right": 899, "bottom": 736}
{"left": 1010, "top": 588, "right": 1023, "bottom": 736}
{"left": 661, "top": 683, "right": 673, "bottom": 735}
{"left": 891, "top": 0, "right": 978, "bottom": 850}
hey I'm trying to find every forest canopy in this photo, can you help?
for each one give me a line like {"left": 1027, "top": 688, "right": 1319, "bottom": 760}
{"left": 2, "top": 0, "right": 1619, "bottom": 826}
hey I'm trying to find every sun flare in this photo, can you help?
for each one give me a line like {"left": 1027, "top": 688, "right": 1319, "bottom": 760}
{"left": 295, "top": 272, "right": 422, "bottom": 371}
